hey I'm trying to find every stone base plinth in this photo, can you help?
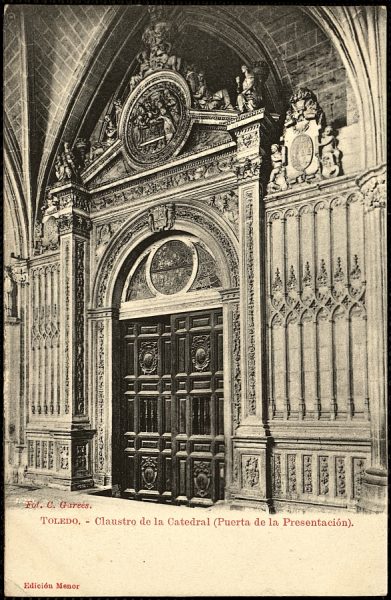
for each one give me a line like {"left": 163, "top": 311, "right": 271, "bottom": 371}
{"left": 357, "top": 468, "right": 388, "bottom": 513}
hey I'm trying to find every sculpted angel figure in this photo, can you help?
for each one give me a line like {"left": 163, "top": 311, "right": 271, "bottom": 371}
{"left": 236, "top": 61, "right": 269, "bottom": 113}
{"left": 54, "top": 153, "right": 65, "bottom": 181}
{"left": 103, "top": 115, "right": 117, "bottom": 145}
{"left": 45, "top": 191, "right": 59, "bottom": 215}
{"left": 267, "top": 144, "right": 289, "bottom": 193}
{"left": 114, "top": 99, "right": 123, "bottom": 127}
{"left": 193, "top": 72, "right": 233, "bottom": 111}
{"left": 63, "top": 142, "right": 79, "bottom": 179}
{"left": 319, "top": 126, "right": 341, "bottom": 178}
{"left": 184, "top": 63, "right": 198, "bottom": 95}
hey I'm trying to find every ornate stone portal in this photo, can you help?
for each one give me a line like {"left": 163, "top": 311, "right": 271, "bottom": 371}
{"left": 18, "top": 8, "right": 385, "bottom": 513}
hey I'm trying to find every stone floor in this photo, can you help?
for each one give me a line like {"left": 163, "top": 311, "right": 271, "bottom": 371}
{"left": 4, "top": 482, "right": 227, "bottom": 512}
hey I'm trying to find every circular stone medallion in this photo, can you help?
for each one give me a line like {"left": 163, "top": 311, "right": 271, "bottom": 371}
{"left": 119, "top": 71, "right": 192, "bottom": 170}
{"left": 149, "top": 239, "right": 194, "bottom": 295}
{"left": 290, "top": 133, "right": 314, "bottom": 172}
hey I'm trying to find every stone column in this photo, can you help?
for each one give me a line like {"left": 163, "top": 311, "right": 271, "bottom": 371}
{"left": 87, "top": 308, "right": 119, "bottom": 487}
{"left": 227, "top": 111, "right": 275, "bottom": 508}
{"left": 54, "top": 182, "right": 95, "bottom": 489}
{"left": 356, "top": 164, "right": 387, "bottom": 512}
{"left": 4, "top": 260, "right": 29, "bottom": 483}
{"left": 220, "top": 287, "right": 240, "bottom": 500}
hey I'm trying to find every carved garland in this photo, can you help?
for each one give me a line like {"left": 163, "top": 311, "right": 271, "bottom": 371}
{"left": 75, "top": 240, "right": 85, "bottom": 415}
{"left": 244, "top": 190, "right": 256, "bottom": 415}
{"left": 232, "top": 304, "right": 241, "bottom": 428}
{"left": 272, "top": 454, "right": 282, "bottom": 496}
{"left": 243, "top": 455, "right": 259, "bottom": 489}
{"left": 97, "top": 321, "right": 105, "bottom": 473}
{"left": 303, "top": 455, "right": 313, "bottom": 494}
{"left": 64, "top": 242, "right": 70, "bottom": 415}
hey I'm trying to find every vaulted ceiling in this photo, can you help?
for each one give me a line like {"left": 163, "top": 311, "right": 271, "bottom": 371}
{"left": 4, "top": 5, "right": 386, "bottom": 255}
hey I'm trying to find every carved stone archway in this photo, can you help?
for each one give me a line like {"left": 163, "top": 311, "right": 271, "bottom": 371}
{"left": 89, "top": 201, "right": 239, "bottom": 488}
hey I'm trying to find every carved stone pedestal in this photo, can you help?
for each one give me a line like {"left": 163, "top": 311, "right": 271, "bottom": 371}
{"left": 358, "top": 468, "right": 388, "bottom": 513}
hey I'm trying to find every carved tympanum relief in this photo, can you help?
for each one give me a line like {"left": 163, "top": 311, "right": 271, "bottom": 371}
{"left": 123, "top": 235, "right": 222, "bottom": 303}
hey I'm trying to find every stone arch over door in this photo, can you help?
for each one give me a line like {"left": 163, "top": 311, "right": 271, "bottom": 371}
{"left": 89, "top": 202, "right": 239, "bottom": 488}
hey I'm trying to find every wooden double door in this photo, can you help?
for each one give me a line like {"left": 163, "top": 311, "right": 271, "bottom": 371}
{"left": 120, "top": 308, "right": 225, "bottom": 506}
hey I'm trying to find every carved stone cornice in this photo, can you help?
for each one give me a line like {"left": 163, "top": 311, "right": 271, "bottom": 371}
{"left": 220, "top": 287, "right": 239, "bottom": 302}
{"left": 89, "top": 150, "right": 236, "bottom": 212}
{"left": 87, "top": 307, "right": 119, "bottom": 320}
{"left": 356, "top": 164, "right": 386, "bottom": 212}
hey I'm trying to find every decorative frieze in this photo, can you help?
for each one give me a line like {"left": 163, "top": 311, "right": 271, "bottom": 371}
{"left": 58, "top": 213, "right": 92, "bottom": 237}
{"left": 45, "top": 187, "right": 90, "bottom": 213}
{"left": 90, "top": 152, "right": 236, "bottom": 211}
{"left": 234, "top": 157, "right": 262, "bottom": 180}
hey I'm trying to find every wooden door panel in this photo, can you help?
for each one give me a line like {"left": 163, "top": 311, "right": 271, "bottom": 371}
{"left": 171, "top": 308, "right": 224, "bottom": 506}
{"left": 120, "top": 308, "right": 224, "bottom": 506}
{"left": 121, "top": 317, "right": 172, "bottom": 501}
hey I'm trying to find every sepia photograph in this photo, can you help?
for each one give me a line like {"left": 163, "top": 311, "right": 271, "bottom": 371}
{"left": 4, "top": 3, "right": 387, "bottom": 596}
